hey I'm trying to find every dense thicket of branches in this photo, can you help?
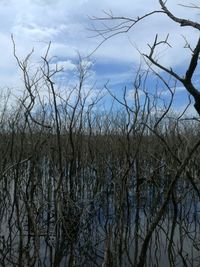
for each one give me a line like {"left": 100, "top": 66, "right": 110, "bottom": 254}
{"left": 0, "top": 46, "right": 200, "bottom": 267}
{"left": 1, "top": 1, "right": 200, "bottom": 264}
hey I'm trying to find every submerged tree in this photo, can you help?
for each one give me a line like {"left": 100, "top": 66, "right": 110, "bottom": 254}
{"left": 1, "top": 3, "right": 200, "bottom": 267}
{"left": 89, "top": 1, "right": 200, "bottom": 267}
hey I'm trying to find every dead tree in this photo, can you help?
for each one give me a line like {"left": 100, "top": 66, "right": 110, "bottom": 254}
{"left": 91, "top": 0, "right": 200, "bottom": 115}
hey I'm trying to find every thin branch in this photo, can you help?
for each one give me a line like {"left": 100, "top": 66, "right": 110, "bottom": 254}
{"left": 89, "top": 10, "right": 164, "bottom": 56}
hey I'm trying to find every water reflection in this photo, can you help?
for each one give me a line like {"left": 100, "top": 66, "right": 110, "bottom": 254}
{"left": 0, "top": 156, "right": 200, "bottom": 266}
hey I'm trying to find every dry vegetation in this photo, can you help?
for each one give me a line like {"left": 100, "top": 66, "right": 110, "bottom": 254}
{"left": 0, "top": 44, "right": 200, "bottom": 267}
{"left": 1, "top": 1, "right": 200, "bottom": 264}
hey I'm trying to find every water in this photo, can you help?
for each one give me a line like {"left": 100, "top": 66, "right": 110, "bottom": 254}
{"left": 0, "top": 155, "right": 200, "bottom": 266}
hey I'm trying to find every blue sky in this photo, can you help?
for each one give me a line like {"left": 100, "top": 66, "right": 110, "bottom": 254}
{"left": 1, "top": 0, "right": 200, "bottom": 115}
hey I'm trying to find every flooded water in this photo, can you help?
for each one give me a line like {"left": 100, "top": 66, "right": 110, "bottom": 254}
{"left": 0, "top": 157, "right": 200, "bottom": 267}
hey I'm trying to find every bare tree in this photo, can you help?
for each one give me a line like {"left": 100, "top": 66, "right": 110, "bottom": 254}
{"left": 2, "top": 9, "right": 200, "bottom": 266}
{"left": 91, "top": 0, "right": 200, "bottom": 115}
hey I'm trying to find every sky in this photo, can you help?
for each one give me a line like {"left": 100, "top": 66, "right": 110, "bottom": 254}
{"left": 1, "top": 0, "right": 200, "bottom": 115}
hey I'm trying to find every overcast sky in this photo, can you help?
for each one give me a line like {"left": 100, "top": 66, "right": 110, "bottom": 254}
{"left": 1, "top": 0, "right": 200, "bottom": 113}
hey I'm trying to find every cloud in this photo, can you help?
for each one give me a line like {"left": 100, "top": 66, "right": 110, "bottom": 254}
{"left": 12, "top": 23, "right": 68, "bottom": 41}
{"left": 0, "top": 0, "right": 199, "bottom": 103}
{"left": 50, "top": 60, "right": 76, "bottom": 72}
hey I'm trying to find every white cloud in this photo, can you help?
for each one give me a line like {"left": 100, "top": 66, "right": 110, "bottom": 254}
{"left": 0, "top": 0, "right": 199, "bottom": 94}
{"left": 50, "top": 60, "right": 76, "bottom": 72}
{"left": 12, "top": 23, "right": 68, "bottom": 40}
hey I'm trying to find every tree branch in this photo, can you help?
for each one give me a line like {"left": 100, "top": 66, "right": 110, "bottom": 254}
{"left": 159, "top": 0, "right": 200, "bottom": 30}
